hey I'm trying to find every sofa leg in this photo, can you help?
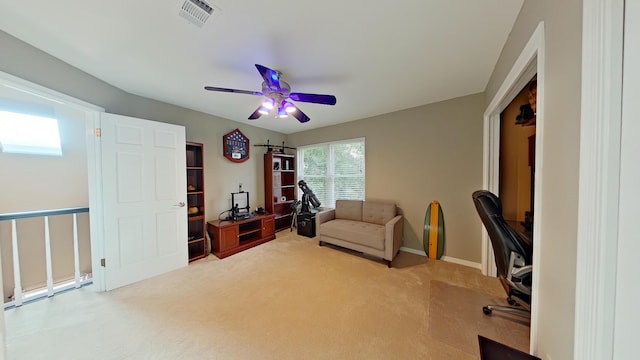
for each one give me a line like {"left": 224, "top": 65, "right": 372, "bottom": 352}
{"left": 387, "top": 259, "right": 392, "bottom": 268}
{"left": 318, "top": 240, "right": 323, "bottom": 247}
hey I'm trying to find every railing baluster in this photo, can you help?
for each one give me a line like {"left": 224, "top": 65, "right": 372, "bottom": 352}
{"left": 44, "top": 216, "right": 54, "bottom": 297}
{"left": 1, "top": 207, "right": 91, "bottom": 308}
{"left": 11, "top": 219, "right": 23, "bottom": 306}
{"left": 73, "top": 213, "right": 81, "bottom": 288}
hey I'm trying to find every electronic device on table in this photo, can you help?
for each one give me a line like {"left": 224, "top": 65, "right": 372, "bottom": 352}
{"left": 230, "top": 191, "right": 254, "bottom": 221}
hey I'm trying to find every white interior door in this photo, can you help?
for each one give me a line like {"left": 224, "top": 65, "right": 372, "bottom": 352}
{"left": 101, "top": 113, "right": 187, "bottom": 290}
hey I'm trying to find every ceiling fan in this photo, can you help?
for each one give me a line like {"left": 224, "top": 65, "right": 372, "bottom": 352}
{"left": 204, "top": 64, "right": 337, "bottom": 123}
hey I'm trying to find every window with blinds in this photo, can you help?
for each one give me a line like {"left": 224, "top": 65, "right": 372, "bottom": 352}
{"left": 297, "top": 138, "right": 365, "bottom": 208}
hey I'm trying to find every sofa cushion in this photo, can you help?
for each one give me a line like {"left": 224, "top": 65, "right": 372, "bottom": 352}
{"left": 335, "top": 200, "right": 363, "bottom": 221}
{"left": 362, "top": 202, "right": 396, "bottom": 225}
{"left": 319, "top": 219, "right": 385, "bottom": 250}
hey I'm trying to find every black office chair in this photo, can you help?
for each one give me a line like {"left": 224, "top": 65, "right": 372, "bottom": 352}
{"left": 472, "top": 190, "right": 532, "bottom": 319}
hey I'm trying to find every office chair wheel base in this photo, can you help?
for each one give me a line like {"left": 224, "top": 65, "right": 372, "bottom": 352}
{"left": 482, "top": 306, "right": 492, "bottom": 315}
{"left": 507, "top": 298, "right": 518, "bottom": 306}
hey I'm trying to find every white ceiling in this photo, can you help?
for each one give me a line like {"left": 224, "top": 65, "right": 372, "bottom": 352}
{"left": 0, "top": 0, "right": 523, "bottom": 134}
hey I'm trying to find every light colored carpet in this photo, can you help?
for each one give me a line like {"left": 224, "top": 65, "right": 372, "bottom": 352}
{"left": 428, "top": 280, "right": 530, "bottom": 356}
{"left": 5, "top": 231, "right": 529, "bottom": 359}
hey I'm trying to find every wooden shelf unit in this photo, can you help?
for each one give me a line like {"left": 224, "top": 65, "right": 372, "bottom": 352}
{"left": 186, "top": 142, "right": 207, "bottom": 262}
{"left": 264, "top": 153, "right": 297, "bottom": 232}
{"left": 207, "top": 214, "right": 276, "bottom": 258}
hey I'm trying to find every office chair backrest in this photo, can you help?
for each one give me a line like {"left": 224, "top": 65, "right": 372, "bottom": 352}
{"left": 471, "top": 190, "right": 532, "bottom": 279}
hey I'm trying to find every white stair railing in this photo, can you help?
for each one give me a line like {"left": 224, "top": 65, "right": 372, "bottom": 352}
{"left": 10, "top": 219, "right": 23, "bottom": 307}
{"left": 0, "top": 207, "right": 92, "bottom": 308}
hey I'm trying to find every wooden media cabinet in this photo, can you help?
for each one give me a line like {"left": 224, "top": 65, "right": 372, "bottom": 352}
{"left": 207, "top": 213, "right": 276, "bottom": 258}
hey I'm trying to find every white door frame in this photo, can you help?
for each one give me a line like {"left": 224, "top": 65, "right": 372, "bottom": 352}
{"left": 574, "top": 0, "right": 625, "bottom": 359}
{"left": 614, "top": 0, "right": 640, "bottom": 354}
{"left": 482, "top": 22, "right": 545, "bottom": 353}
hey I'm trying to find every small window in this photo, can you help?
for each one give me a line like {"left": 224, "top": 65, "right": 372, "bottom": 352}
{"left": 0, "top": 110, "right": 62, "bottom": 156}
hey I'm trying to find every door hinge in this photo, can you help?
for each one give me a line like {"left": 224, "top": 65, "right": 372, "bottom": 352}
{"left": 95, "top": 128, "right": 102, "bottom": 137}
{"left": 100, "top": 258, "right": 106, "bottom": 267}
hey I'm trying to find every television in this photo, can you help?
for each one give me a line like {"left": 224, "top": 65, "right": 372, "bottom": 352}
{"left": 231, "top": 191, "right": 251, "bottom": 220}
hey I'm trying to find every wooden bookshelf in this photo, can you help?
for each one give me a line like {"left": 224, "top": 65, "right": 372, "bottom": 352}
{"left": 264, "top": 153, "right": 297, "bottom": 232}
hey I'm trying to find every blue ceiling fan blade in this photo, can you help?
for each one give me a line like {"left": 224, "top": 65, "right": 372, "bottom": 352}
{"left": 255, "top": 64, "right": 281, "bottom": 90}
{"left": 248, "top": 106, "right": 263, "bottom": 120}
{"left": 204, "top": 86, "right": 263, "bottom": 96}
{"left": 289, "top": 92, "right": 337, "bottom": 105}
{"left": 289, "top": 104, "right": 311, "bottom": 123}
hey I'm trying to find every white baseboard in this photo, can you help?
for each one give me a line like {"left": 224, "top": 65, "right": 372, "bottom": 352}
{"left": 399, "top": 247, "right": 481, "bottom": 270}
{"left": 440, "top": 256, "right": 482, "bottom": 270}
{"left": 399, "top": 246, "right": 426, "bottom": 256}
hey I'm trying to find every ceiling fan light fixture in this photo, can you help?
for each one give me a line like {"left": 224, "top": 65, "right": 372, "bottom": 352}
{"left": 258, "top": 106, "right": 270, "bottom": 115}
{"left": 283, "top": 101, "right": 296, "bottom": 113}
{"left": 277, "top": 107, "right": 288, "bottom": 118}
{"left": 262, "top": 97, "right": 275, "bottom": 109}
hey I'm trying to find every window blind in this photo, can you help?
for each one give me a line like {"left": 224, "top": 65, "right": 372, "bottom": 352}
{"left": 297, "top": 138, "right": 365, "bottom": 208}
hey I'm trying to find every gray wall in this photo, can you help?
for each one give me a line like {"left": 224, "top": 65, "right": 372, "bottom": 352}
{"left": 288, "top": 93, "right": 485, "bottom": 263}
{"left": 0, "top": 29, "right": 286, "bottom": 220}
{"left": 485, "top": 1, "right": 583, "bottom": 359}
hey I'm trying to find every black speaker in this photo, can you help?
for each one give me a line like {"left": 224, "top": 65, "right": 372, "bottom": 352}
{"left": 297, "top": 213, "right": 316, "bottom": 238}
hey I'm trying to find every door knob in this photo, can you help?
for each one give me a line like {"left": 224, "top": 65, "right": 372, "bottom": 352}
{"left": 176, "top": 202, "right": 186, "bottom": 207}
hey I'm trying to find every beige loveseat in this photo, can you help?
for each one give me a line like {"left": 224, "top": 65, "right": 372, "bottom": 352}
{"left": 316, "top": 200, "right": 403, "bottom": 267}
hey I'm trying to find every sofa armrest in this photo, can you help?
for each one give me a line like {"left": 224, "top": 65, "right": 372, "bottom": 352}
{"left": 315, "top": 208, "right": 335, "bottom": 233}
{"left": 384, "top": 215, "right": 404, "bottom": 261}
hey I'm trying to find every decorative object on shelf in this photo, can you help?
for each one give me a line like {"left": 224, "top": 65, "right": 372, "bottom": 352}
{"left": 187, "top": 184, "right": 196, "bottom": 191}
{"left": 527, "top": 79, "right": 537, "bottom": 114}
{"left": 280, "top": 196, "right": 287, "bottom": 202}
{"left": 223, "top": 128, "right": 250, "bottom": 163}
{"left": 515, "top": 78, "right": 537, "bottom": 127}
{"left": 515, "top": 104, "right": 535, "bottom": 125}
{"left": 188, "top": 207, "right": 199, "bottom": 215}
{"left": 254, "top": 139, "right": 296, "bottom": 154}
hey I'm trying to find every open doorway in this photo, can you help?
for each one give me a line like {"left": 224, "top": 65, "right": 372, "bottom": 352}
{"left": 499, "top": 77, "right": 537, "bottom": 238}
{"left": 482, "top": 22, "right": 544, "bottom": 353}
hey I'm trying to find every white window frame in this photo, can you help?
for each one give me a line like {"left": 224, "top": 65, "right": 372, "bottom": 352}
{"left": 297, "top": 137, "right": 365, "bottom": 208}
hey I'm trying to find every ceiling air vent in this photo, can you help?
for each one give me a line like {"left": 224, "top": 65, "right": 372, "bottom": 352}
{"left": 179, "top": 0, "right": 218, "bottom": 27}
